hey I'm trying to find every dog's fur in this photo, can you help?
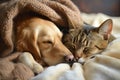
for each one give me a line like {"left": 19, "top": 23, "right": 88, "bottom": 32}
{"left": 18, "top": 52, "right": 44, "bottom": 74}
{"left": 15, "top": 17, "right": 74, "bottom": 73}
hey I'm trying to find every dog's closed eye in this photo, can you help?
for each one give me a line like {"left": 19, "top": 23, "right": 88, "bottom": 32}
{"left": 43, "top": 41, "right": 53, "bottom": 44}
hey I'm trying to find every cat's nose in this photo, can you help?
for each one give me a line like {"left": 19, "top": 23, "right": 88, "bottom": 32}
{"left": 65, "top": 54, "right": 74, "bottom": 62}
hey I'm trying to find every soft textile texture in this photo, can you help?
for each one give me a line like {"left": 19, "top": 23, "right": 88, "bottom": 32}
{"left": 0, "top": 52, "right": 34, "bottom": 80}
{"left": 0, "top": 0, "right": 83, "bottom": 57}
{"left": 84, "top": 55, "right": 120, "bottom": 80}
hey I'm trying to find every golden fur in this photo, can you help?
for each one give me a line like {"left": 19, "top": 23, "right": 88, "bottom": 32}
{"left": 15, "top": 17, "right": 74, "bottom": 73}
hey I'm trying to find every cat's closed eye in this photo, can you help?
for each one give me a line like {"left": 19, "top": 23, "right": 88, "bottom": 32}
{"left": 95, "top": 45, "right": 105, "bottom": 50}
{"left": 83, "top": 47, "right": 90, "bottom": 54}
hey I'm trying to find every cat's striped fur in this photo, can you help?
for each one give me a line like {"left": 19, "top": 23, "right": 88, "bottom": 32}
{"left": 63, "top": 19, "right": 114, "bottom": 63}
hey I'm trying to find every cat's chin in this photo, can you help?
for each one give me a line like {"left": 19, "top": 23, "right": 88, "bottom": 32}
{"left": 78, "top": 55, "right": 96, "bottom": 65}
{"left": 78, "top": 58, "right": 86, "bottom": 65}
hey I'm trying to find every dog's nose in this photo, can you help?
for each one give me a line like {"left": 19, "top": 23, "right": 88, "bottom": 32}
{"left": 65, "top": 54, "right": 74, "bottom": 62}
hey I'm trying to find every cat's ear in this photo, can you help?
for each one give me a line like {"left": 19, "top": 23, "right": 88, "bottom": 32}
{"left": 98, "top": 19, "right": 113, "bottom": 40}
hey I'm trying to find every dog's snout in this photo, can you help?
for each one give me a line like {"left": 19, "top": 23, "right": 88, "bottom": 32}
{"left": 65, "top": 55, "right": 74, "bottom": 62}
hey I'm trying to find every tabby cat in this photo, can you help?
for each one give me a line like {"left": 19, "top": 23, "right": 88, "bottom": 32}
{"left": 62, "top": 19, "right": 114, "bottom": 63}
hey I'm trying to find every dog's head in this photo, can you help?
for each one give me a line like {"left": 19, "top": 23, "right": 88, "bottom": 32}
{"left": 15, "top": 17, "right": 74, "bottom": 65}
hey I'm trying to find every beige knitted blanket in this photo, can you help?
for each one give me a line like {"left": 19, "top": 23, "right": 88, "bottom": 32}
{"left": 0, "top": 0, "right": 83, "bottom": 57}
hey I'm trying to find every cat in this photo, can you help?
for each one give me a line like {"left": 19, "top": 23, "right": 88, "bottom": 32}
{"left": 62, "top": 19, "right": 115, "bottom": 64}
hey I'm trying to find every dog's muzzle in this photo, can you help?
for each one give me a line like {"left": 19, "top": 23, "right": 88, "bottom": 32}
{"left": 64, "top": 54, "right": 74, "bottom": 62}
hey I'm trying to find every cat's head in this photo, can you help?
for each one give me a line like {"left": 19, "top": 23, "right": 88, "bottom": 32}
{"left": 63, "top": 19, "right": 113, "bottom": 63}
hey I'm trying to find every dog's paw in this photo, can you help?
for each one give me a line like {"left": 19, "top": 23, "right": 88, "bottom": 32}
{"left": 32, "top": 62, "right": 44, "bottom": 74}
{"left": 18, "top": 52, "right": 44, "bottom": 74}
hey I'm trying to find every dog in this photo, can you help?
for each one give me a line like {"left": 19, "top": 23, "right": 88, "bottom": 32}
{"left": 15, "top": 17, "right": 74, "bottom": 73}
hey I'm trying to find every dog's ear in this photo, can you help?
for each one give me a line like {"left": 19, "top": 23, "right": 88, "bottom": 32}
{"left": 16, "top": 30, "right": 41, "bottom": 61}
{"left": 28, "top": 31, "right": 41, "bottom": 61}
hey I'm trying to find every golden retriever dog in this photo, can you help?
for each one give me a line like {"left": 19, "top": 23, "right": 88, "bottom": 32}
{"left": 15, "top": 17, "right": 74, "bottom": 73}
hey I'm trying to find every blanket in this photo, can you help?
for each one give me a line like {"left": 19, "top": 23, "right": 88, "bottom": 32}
{"left": 0, "top": 0, "right": 83, "bottom": 57}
